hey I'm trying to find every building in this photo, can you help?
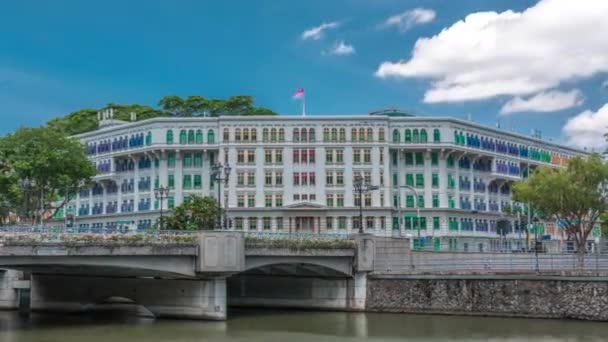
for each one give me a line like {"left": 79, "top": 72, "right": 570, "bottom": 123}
{"left": 56, "top": 109, "right": 583, "bottom": 251}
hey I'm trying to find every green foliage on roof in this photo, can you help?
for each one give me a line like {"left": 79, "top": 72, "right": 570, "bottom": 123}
{"left": 45, "top": 95, "right": 276, "bottom": 136}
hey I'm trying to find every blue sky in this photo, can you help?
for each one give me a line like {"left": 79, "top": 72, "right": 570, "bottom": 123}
{"left": 1, "top": 0, "right": 607, "bottom": 149}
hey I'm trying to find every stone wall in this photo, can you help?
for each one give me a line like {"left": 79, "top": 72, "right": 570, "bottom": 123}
{"left": 367, "top": 275, "right": 608, "bottom": 321}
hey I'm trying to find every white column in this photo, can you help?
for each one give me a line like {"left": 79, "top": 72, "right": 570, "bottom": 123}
{"left": 175, "top": 151, "right": 183, "bottom": 206}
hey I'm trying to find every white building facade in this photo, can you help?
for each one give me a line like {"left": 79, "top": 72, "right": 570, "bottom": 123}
{"left": 60, "top": 110, "right": 582, "bottom": 250}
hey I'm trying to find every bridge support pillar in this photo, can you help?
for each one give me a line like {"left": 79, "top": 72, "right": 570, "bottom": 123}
{"left": 30, "top": 274, "right": 227, "bottom": 320}
{"left": 0, "top": 270, "right": 23, "bottom": 310}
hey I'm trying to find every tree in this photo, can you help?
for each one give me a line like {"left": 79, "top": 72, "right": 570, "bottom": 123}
{"left": 513, "top": 154, "right": 608, "bottom": 268}
{"left": 163, "top": 195, "right": 221, "bottom": 230}
{"left": 158, "top": 96, "right": 186, "bottom": 116}
{"left": 0, "top": 127, "right": 97, "bottom": 223}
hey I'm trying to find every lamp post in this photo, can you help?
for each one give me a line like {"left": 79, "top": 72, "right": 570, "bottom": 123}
{"left": 154, "top": 186, "right": 170, "bottom": 230}
{"left": 185, "top": 209, "right": 193, "bottom": 230}
{"left": 64, "top": 180, "right": 86, "bottom": 229}
{"left": 396, "top": 185, "right": 421, "bottom": 246}
{"left": 18, "top": 177, "right": 36, "bottom": 225}
{"left": 211, "top": 163, "right": 231, "bottom": 230}
{"left": 353, "top": 175, "right": 379, "bottom": 234}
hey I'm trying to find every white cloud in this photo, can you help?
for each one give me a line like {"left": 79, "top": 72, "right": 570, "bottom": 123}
{"left": 375, "top": 0, "right": 608, "bottom": 103}
{"left": 381, "top": 8, "right": 436, "bottom": 32}
{"left": 563, "top": 104, "right": 608, "bottom": 149}
{"left": 602, "top": 80, "right": 608, "bottom": 90}
{"left": 500, "top": 89, "right": 584, "bottom": 115}
{"left": 326, "top": 41, "right": 355, "bottom": 56}
{"left": 301, "top": 21, "right": 340, "bottom": 40}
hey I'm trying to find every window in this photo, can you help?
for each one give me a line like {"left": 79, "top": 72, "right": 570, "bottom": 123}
{"left": 364, "top": 171, "right": 371, "bottom": 184}
{"left": 309, "top": 149, "right": 315, "bottom": 163}
{"left": 432, "top": 173, "right": 439, "bottom": 188}
{"left": 247, "top": 150, "right": 255, "bottom": 163}
{"left": 207, "top": 129, "right": 215, "bottom": 144}
{"left": 327, "top": 218, "right": 334, "bottom": 230}
{"left": 301, "top": 128, "right": 307, "bottom": 142}
{"left": 364, "top": 149, "right": 371, "bottom": 163}
{"left": 415, "top": 152, "right": 424, "bottom": 165}
{"left": 308, "top": 128, "right": 315, "bottom": 141}
{"left": 223, "top": 128, "right": 229, "bottom": 142}
{"left": 364, "top": 193, "right": 372, "bottom": 207}
{"left": 166, "top": 130, "right": 174, "bottom": 144}
{"left": 309, "top": 172, "right": 316, "bottom": 185}
{"left": 359, "top": 128, "right": 365, "bottom": 142}
{"left": 336, "top": 172, "right": 344, "bottom": 186}
{"left": 276, "top": 217, "right": 283, "bottom": 230}
{"left": 235, "top": 217, "right": 243, "bottom": 230}
{"left": 433, "top": 129, "right": 441, "bottom": 142}
{"left": 405, "top": 153, "right": 413, "bottom": 165}
{"left": 326, "top": 172, "right": 334, "bottom": 185}
{"left": 146, "top": 131, "right": 152, "bottom": 145}
{"left": 366, "top": 128, "right": 373, "bottom": 141}
{"left": 270, "top": 128, "right": 277, "bottom": 141}
{"left": 326, "top": 149, "right": 334, "bottom": 163}
{"left": 415, "top": 174, "right": 424, "bottom": 187}
{"left": 265, "top": 150, "right": 272, "bottom": 164}
{"left": 250, "top": 128, "right": 257, "bottom": 141}
{"left": 247, "top": 196, "right": 255, "bottom": 207}
{"left": 353, "top": 149, "right": 361, "bottom": 163}
{"left": 235, "top": 128, "right": 242, "bottom": 141}
{"left": 336, "top": 150, "right": 344, "bottom": 163}
{"left": 275, "top": 149, "right": 283, "bottom": 164}
{"left": 279, "top": 128, "right": 285, "bottom": 141}
{"left": 243, "top": 128, "right": 249, "bottom": 141}
{"left": 380, "top": 148, "right": 384, "bottom": 164}
{"left": 301, "top": 172, "right": 308, "bottom": 185}
{"left": 248, "top": 217, "right": 257, "bottom": 230}
{"left": 432, "top": 194, "right": 439, "bottom": 208}
{"left": 183, "top": 153, "right": 192, "bottom": 167}
{"left": 431, "top": 152, "right": 438, "bottom": 166}
{"left": 433, "top": 217, "right": 440, "bottom": 230}
{"left": 366, "top": 216, "right": 374, "bottom": 230}
{"left": 179, "top": 130, "right": 187, "bottom": 144}
{"left": 406, "top": 195, "right": 415, "bottom": 208}
{"left": 194, "top": 175, "right": 202, "bottom": 188}
{"left": 417, "top": 195, "right": 424, "bottom": 208}
{"left": 326, "top": 194, "right": 334, "bottom": 207}
{"left": 194, "top": 153, "right": 202, "bottom": 167}
{"left": 247, "top": 172, "right": 255, "bottom": 186}
{"left": 339, "top": 128, "right": 346, "bottom": 142}
{"left": 275, "top": 194, "right": 283, "bottom": 207}
{"left": 293, "top": 128, "right": 300, "bottom": 142}
{"left": 293, "top": 149, "right": 300, "bottom": 163}
{"left": 167, "top": 175, "right": 175, "bottom": 188}
{"left": 237, "top": 172, "right": 245, "bottom": 186}
{"left": 420, "top": 129, "right": 428, "bottom": 143}
{"left": 405, "top": 129, "right": 412, "bottom": 143}
{"left": 265, "top": 194, "right": 272, "bottom": 207}
{"left": 237, "top": 195, "right": 245, "bottom": 207}
{"left": 168, "top": 196, "right": 175, "bottom": 209}
{"left": 265, "top": 172, "right": 272, "bottom": 186}
{"left": 187, "top": 130, "right": 195, "bottom": 144}
{"left": 183, "top": 175, "right": 192, "bottom": 189}
{"left": 392, "top": 129, "right": 400, "bottom": 142}
{"left": 336, "top": 194, "right": 344, "bottom": 207}
{"left": 379, "top": 128, "right": 385, "bottom": 141}
{"left": 237, "top": 150, "right": 245, "bottom": 164}
{"left": 351, "top": 128, "right": 357, "bottom": 142}
{"left": 412, "top": 129, "right": 419, "bottom": 143}
{"left": 301, "top": 149, "right": 308, "bottom": 163}
{"left": 167, "top": 152, "right": 176, "bottom": 167}
{"left": 338, "top": 217, "right": 347, "bottom": 229}
{"left": 406, "top": 174, "right": 414, "bottom": 186}
{"left": 275, "top": 172, "right": 283, "bottom": 185}
{"left": 293, "top": 173, "right": 300, "bottom": 185}
{"left": 323, "top": 128, "right": 329, "bottom": 141}
{"left": 263, "top": 128, "right": 269, "bottom": 142}
{"left": 263, "top": 217, "right": 271, "bottom": 230}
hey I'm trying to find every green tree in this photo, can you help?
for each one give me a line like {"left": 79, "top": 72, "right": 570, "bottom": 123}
{"left": 164, "top": 195, "right": 221, "bottom": 230}
{"left": 513, "top": 154, "right": 608, "bottom": 268}
{"left": 0, "top": 127, "right": 97, "bottom": 223}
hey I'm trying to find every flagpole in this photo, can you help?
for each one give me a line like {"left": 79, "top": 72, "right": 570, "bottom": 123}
{"left": 302, "top": 93, "right": 306, "bottom": 117}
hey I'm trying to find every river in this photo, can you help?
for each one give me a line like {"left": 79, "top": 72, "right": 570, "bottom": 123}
{"left": 0, "top": 309, "right": 607, "bottom": 342}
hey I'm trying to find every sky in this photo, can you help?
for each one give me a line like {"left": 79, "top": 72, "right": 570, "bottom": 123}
{"left": 1, "top": 0, "right": 607, "bottom": 150}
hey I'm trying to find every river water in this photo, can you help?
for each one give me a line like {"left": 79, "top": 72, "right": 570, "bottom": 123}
{"left": 0, "top": 309, "right": 607, "bottom": 342}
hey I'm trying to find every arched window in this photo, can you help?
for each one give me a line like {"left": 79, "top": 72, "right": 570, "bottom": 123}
{"left": 279, "top": 128, "right": 285, "bottom": 141}
{"left": 270, "top": 128, "right": 277, "bottom": 142}
{"left": 207, "top": 129, "right": 215, "bottom": 144}
{"left": 146, "top": 132, "right": 152, "bottom": 145}
{"left": 351, "top": 128, "right": 357, "bottom": 142}
{"left": 392, "top": 129, "right": 400, "bottom": 142}
{"left": 331, "top": 128, "right": 337, "bottom": 141}
{"left": 251, "top": 128, "right": 257, "bottom": 141}
{"left": 339, "top": 128, "right": 346, "bottom": 142}
{"left": 420, "top": 129, "right": 428, "bottom": 143}
{"left": 263, "top": 128, "right": 269, "bottom": 142}
{"left": 308, "top": 128, "right": 315, "bottom": 142}
{"left": 433, "top": 129, "right": 441, "bottom": 143}
{"left": 379, "top": 128, "right": 385, "bottom": 142}
{"left": 366, "top": 128, "right": 373, "bottom": 142}
{"left": 301, "top": 128, "right": 307, "bottom": 142}
{"left": 359, "top": 128, "right": 365, "bottom": 142}
{"left": 223, "top": 128, "right": 229, "bottom": 142}
{"left": 323, "top": 128, "right": 329, "bottom": 141}
{"left": 412, "top": 129, "right": 419, "bottom": 143}
{"left": 179, "top": 130, "right": 187, "bottom": 144}
{"left": 404, "top": 129, "right": 412, "bottom": 143}
{"left": 166, "top": 130, "right": 174, "bottom": 144}
{"left": 293, "top": 128, "right": 300, "bottom": 142}
{"left": 243, "top": 128, "right": 249, "bottom": 141}
{"left": 187, "top": 130, "right": 195, "bottom": 144}
{"left": 235, "top": 128, "right": 241, "bottom": 141}
{"left": 195, "top": 129, "right": 203, "bottom": 144}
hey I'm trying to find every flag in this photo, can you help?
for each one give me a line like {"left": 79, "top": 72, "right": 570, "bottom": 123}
{"left": 292, "top": 88, "right": 305, "bottom": 100}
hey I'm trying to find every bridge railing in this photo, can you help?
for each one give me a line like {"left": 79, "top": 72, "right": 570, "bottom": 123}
{"left": 243, "top": 231, "right": 350, "bottom": 240}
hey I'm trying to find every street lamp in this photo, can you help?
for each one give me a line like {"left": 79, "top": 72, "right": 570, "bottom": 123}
{"left": 395, "top": 185, "right": 421, "bottom": 246}
{"left": 18, "top": 177, "right": 36, "bottom": 225}
{"left": 154, "top": 186, "right": 170, "bottom": 230}
{"left": 185, "top": 209, "right": 193, "bottom": 230}
{"left": 211, "top": 163, "right": 231, "bottom": 230}
{"left": 353, "top": 175, "right": 380, "bottom": 234}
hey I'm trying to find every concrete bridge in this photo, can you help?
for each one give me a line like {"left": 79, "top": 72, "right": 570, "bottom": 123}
{"left": 0, "top": 232, "right": 375, "bottom": 320}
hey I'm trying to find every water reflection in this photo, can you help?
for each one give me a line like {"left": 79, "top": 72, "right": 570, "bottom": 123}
{"left": 0, "top": 309, "right": 606, "bottom": 342}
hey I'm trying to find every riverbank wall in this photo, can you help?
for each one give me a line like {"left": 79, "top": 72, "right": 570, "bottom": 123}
{"left": 366, "top": 274, "right": 608, "bottom": 321}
